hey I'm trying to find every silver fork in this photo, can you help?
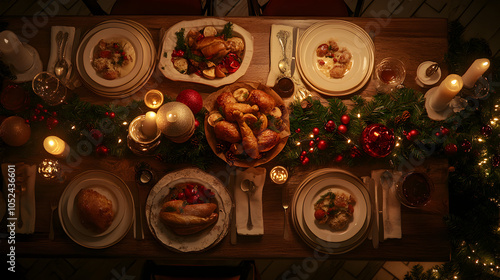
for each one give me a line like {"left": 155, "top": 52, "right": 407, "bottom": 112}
{"left": 49, "top": 199, "right": 58, "bottom": 240}
{"left": 282, "top": 184, "right": 290, "bottom": 240}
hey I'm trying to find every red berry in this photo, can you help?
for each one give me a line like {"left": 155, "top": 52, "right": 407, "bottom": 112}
{"left": 195, "top": 119, "right": 200, "bottom": 128}
{"left": 341, "top": 114, "right": 350, "bottom": 125}
{"left": 334, "top": 154, "right": 343, "bottom": 162}
{"left": 317, "top": 140, "right": 328, "bottom": 150}
{"left": 109, "top": 112, "right": 115, "bottom": 118}
{"left": 301, "top": 150, "right": 307, "bottom": 156}
{"left": 312, "top": 127, "right": 320, "bottom": 135}
{"left": 301, "top": 157, "right": 309, "bottom": 165}
{"left": 440, "top": 127, "right": 449, "bottom": 136}
{"left": 295, "top": 128, "right": 301, "bottom": 133}
{"left": 338, "top": 124, "right": 348, "bottom": 134}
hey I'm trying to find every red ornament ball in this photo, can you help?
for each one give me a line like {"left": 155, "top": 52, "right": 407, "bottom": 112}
{"left": 90, "top": 129, "right": 103, "bottom": 141}
{"left": 360, "top": 124, "right": 395, "bottom": 158}
{"left": 96, "top": 145, "right": 109, "bottom": 156}
{"left": 444, "top": 143, "right": 458, "bottom": 156}
{"left": 317, "top": 140, "right": 328, "bottom": 150}
{"left": 309, "top": 140, "right": 315, "bottom": 147}
{"left": 481, "top": 125, "right": 492, "bottom": 137}
{"left": 301, "top": 150, "right": 307, "bottom": 157}
{"left": 440, "top": 127, "right": 450, "bottom": 136}
{"left": 301, "top": 156, "right": 310, "bottom": 165}
{"left": 341, "top": 114, "right": 350, "bottom": 125}
{"left": 461, "top": 139, "right": 472, "bottom": 153}
{"left": 312, "top": 127, "right": 320, "bottom": 135}
{"left": 334, "top": 154, "right": 343, "bottom": 162}
{"left": 324, "top": 120, "right": 336, "bottom": 132}
{"left": 176, "top": 89, "right": 203, "bottom": 114}
{"left": 338, "top": 124, "right": 348, "bottom": 134}
{"left": 406, "top": 129, "right": 419, "bottom": 141}
{"left": 194, "top": 119, "right": 200, "bottom": 128}
{"left": 0, "top": 116, "right": 31, "bottom": 146}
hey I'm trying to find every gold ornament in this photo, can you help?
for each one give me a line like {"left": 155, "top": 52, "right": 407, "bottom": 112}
{"left": 156, "top": 101, "right": 195, "bottom": 143}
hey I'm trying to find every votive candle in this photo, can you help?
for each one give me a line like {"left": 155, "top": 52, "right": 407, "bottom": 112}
{"left": 462, "top": 58, "right": 490, "bottom": 89}
{"left": 430, "top": 74, "right": 463, "bottom": 112}
{"left": 141, "top": 111, "right": 158, "bottom": 138}
{"left": 270, "top": 166, "right": 288, "bottom": 184}
{"left": 43, "top": 136, "right": 70, "bottom": 158}
{"left": 144, "top": 90, "right": 164, "bottom": 109}
{"left": 0, "top": 30, "right": 34, "bottom": 72}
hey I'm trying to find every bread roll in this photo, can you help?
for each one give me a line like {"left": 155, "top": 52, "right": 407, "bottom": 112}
{"left": 76, "top": 188, "right": 115, "bottom": 233}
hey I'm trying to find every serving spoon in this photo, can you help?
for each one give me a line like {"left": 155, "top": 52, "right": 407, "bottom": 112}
{"left": 276, "top": 30, "right": 290, "bottom": 74}
{"left": 54, "top": 32, "right": 69, "bottom": 80}
{"left": 241, "top": 179, "right": 256, "bottom": 229}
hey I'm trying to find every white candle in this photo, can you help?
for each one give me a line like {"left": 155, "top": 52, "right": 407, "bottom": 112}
{"left": 430, "top": 74, "right": 463, "bottom": 112}
{"left": 144, "top": 90, "right": 164, "bottom": 109}
{"left": 0, "top": 30, "right": 34, "bottom": 72}
{"left": 43, "top": 136, "right": 70, "bottom": 158}
{"left": 141, "top": 111, "right": 158, "bottom": 138}
{"left": 462, "top": 58, "right": 490, "bottom": 88}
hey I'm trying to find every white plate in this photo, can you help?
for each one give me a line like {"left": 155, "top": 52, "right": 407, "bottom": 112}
{"left": 65, "top": 178, "right": 126, "bottom": 237}
{"left": 297, "top": 20, "right": 374, "bottom": 96}
{"left": 158, "top": 18, "right": 254, "bottom": 87}
{"left": 83, "top": 28, "right": 143, "bottom": 87}
{"left": 303, "top": 177, "right": 367, "bottom": 243}
{"left": 146, "top": 167, "right": 232, "bottom": 253}
{"left": 58, "top": 170, "right": 133, "bottom": 249}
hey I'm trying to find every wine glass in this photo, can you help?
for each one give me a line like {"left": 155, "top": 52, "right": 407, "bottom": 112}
{"left": 374, "top": 57, "right": 406, "bottom": 94}
{"left": 32, "top": 71, "right": 67, "bottom": 106}
{"left": 395, "top": 172, "right": 433, "bottom": 208}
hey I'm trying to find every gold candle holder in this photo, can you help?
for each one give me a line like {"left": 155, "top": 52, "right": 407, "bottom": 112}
{"left": 144, "top": 89, "right": 164, "bottom": 109}
{"left": 270, "top": 166, "right": 288, "bottom": 184}
{"left": 37, "top": 159, "right": 61, "bottom": 180}
{"left": 127, "top": 115, "right": 162, "bottom": 155}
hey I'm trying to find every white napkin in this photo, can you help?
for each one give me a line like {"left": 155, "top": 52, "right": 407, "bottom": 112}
{"left": 47, "top": 26, "right": 80, "bottom": 89}
{"left": 372, "top": 169, "right": 402, "bottom": 240}
{"left": 2, "top": 163, "right": 36, "bottom": 234}
{"left": 234, "top": 167, "right": 266, "bottom": 235}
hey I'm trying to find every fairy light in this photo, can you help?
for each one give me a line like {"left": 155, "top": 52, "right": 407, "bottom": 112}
{"left": 117, "top": 138, "right": 122, "bottom": 144}
{"left": 122, "top": 121, "right": 128, "bottom": 126}
{"left": 309, "top": 133, "right": 314, "bottom": 138}
{"left": 71, "top": 125, "right": 76, "bottom": 130}
{"left": 296, "top": 141, "right": 301, "bottom": 146}
{"left": 357, "top": 113, "right": 361, "bottom": 118}
{"left": 347, "top": 138, "right": 351, "bottom": 144}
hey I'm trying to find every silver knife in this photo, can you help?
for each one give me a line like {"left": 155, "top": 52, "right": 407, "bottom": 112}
{"left": 368, "top": 177, "right": 379, "bottom": 248}
{"left": 377, "top": 177, "right": 384, "bottom": 243}
{"left": 290, "top": 27, "right": 297, "bottom": 77}
{"left": 133, "top": 184, "right": 144, "bottom": 240}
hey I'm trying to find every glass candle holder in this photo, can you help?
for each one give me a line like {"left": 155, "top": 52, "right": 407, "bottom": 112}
{"left": 127, "top": 115, "right": 161, "bottom": 155}
{"left": 38, "top": 159, "right": 61, "bottom": 180}
{"left": 270, "top": 166, "right": 288, "bottom": 184}
{"left": 32, "top": 71, "right": 67, "bottom": 106}
{"left": 144, "top": 89, "right": 164, "bottom": 109}
{"left": 374, "top": 57, "right": 406, "bottom": 94}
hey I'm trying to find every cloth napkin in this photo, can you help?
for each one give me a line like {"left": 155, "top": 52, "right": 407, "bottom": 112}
{"left": 2, "top": 163, "right": 36, "bottom": 234}
{"left": 234, "top": 167, "right": 266, "bottom": 235}
{"left": 47, "top": 26, "right": 80, "bottom": 89}
{"left": 371, "top": 169, "right": 402, "bottom": 240}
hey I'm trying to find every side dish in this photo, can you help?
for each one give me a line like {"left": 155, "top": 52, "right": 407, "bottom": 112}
{"left": 169, "top": 22, "right": 245, "bottom": 80}
{"left": 92, "top": 39, "right": 135, "bottom": 80}
{"left": 314, "top": 191, "right": 355, "bottom": 231}
{"left": 159, "top": 182, "right": 219, "bottom": 235}
{"left": 315, "top": 40, "right": 352, "bottom": 79}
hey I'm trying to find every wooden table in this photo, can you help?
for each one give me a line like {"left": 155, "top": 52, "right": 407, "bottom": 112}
{"left": 1, "top": 16, "right": 450, "bottom": 261}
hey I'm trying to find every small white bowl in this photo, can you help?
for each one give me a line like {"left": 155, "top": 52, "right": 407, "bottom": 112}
{"left": 416, "top": 61, "right": 441, "bottom": 87}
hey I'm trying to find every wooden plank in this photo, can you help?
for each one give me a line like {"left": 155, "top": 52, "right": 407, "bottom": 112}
{"left": 361, "top": 0, "right": 403, "bottom": 18}
{"left": 426, "top": 0, "right": 447, "bottom": 12}
{"left": 458, "top": 0, "right": 488, "bottom": 27}
{"left": 447, "top": 0, "right": 472, "bottom": 21}
{"left": 488, "top": 28, "right": 500, "bottom": 58}
{"left": 413, "top": 2, "right": 449, "bottom": 18}
{"left": 461, "top": 0, "right": 500, "bottom": 42}
{"left": 0, "top": 0, "right": 16, "bottom": 15}
{"left": 391, "top": 0, "right": 425, "bottom": 18}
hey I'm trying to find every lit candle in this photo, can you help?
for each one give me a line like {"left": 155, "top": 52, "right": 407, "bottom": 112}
{"left": 43, "top": 136, "right": 70, "bottom": 158}
{"left": 141, "top": 111, "right": 158, "bottom": 138}
{"left": 462, "top": 58, "right": 490, "bottom": 89}
{"left": 0, "top": 30, "right": 34, "bottom": 72}
{"left": 144, "top": 90, "right": 164, "bottom": 109}
{"left": 430, "top": 74, "right": 463, "bottom": 112}
{"left": 270, "top": 166, "right": 288, "bottom": 184}
{"left": 37, "top": 159, "right": 61, "bottom": 179}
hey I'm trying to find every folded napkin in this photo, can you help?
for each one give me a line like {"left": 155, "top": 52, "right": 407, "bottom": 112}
{"left": 372, "top": 169, "right": 402, "bottom": 240}
{"left": 234, "top": 167, "right": 266, "bottom": 235}
{"left": 47, "top": 26, "right": 80, "bottom": 89}
{"left": 2, "top": 163, "right": 36, "bottom": 234}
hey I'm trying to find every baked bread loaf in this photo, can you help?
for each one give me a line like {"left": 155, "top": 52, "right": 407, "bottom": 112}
{"left": 76, "top": 188, "right": 115, "bottom": 233}
{"left": 160, "top": 200, "right": 218, "bottom": 235}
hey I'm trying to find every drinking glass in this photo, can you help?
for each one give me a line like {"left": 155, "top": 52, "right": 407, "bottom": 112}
{"left": 374, "top": 57, "right": 406, "bottom": 94}
{"left": 395, "top": 172, "right": 433, "bottom": 208}
{"left": 32, "top": 71, "right": 67, "bottom": 106}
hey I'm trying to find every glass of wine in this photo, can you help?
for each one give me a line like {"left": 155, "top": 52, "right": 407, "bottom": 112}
{"left": 395, "top": 172, "right": 433, "bottom": 208}
{"left": 32, "top": 71, "right": 67, "bottom": 106}
{"left": 374, "top": 57, "right": 406, "bottom": 94}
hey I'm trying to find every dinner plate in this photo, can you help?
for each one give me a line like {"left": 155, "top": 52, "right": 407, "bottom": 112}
{"left": 145, "top": 167, "right": 232, "bottom": 253}
{"left": 302, "top": 177, "right": 367, "bottom": 243}
{"left": 297, "top": 20, "right": 374, "bottom": 96}
{"left": 158, "top": 18, "right": 254, "bottom": 87}
{"left": 83, "top": 27, "right": 143, "bottom": 88}
{"left": 291, "top": 168, "right": 372, "bottom": 254}
{"left": 65, "top": 178, "right": 126, "bottom": 237}
{"left": 58, "top": 170, "right": 133, "bottom": 249}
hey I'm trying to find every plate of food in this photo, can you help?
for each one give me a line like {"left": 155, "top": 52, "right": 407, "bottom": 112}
{"left": 146, "top": 167, "right": 232, "bottom": 253}
{"left": 158, "top": 18, "right": 253, "bottom": 87}
{"left": 204, "top": 82, "right": 290, "bottom": 167}
{"left": 302, "top": 177, "right": 367, "bottom": 243}
{"left": 58, "top": 170, "right": 133, "bottom": 249}
{"left": 297, "top": 20, "right": 374, "bottom": 96}
{"left": 83, "top": 27, "right": 143, "bottom": 87}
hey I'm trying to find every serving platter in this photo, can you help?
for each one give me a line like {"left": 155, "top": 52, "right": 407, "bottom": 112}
{"left": 158, "top": 18, "right": 254, "bottom": 87}
{"left": 145, "top": 167, "right": 232, "bottom": 253}
{"left": 296, "top": 20, "right": 374, "bottom": 96}
{"left": 58, "top": 170, "right": 133, "bottom": 249}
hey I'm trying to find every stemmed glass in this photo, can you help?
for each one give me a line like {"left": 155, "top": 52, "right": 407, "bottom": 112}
{"left": 32, "top": 71, "right": 67, "bottom": 106}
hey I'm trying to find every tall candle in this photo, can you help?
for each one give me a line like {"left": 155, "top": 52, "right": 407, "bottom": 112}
{"left": 462, "top": 58, "right": 490, "bottom": 88}
{"left": 0, "top": 30, "right": 34, "bottom": 72}
{"left": 43, "top": 136, "right": 70, "bottom": 158}
{"left": 141, "top": 111, "right": 158, "bottom": 138}
{"left": 144, "top": 90, "right": 164, "bottom": 109}
{"left": 430, "top": 74, "right": 463, "bottom": 112}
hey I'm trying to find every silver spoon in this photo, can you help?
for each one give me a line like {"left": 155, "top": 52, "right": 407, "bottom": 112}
{"left": 241, "top": 179, "right": 256, "bottom": 229}
{"left": 380, "top": 170, "right": 393, "bottom": 230}
{"left": 276, "top": 30, "right": 290, "bottom": 74}
{"left": 54, "top": 32, "right": 69, "bottom": 80}
{"left": 425, "top": 63, "right": 439, "bottom": 77}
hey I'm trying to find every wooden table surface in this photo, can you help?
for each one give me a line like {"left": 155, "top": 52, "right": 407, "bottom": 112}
{"left": 1, "top": 16, "right": 450, "bottom": 261}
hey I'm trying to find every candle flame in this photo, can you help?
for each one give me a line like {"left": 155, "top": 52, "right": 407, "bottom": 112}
{"left": 483, "top": 61, "right": 489, "bottom": 67}
{"left": 49, "top": 140, "right": 55, "bottom": 147}
{"left": 451, "top": 79, "right": 458, "bottom": 85}
{"left": 3, "top": 38, "right": 8, "bottom": 44}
